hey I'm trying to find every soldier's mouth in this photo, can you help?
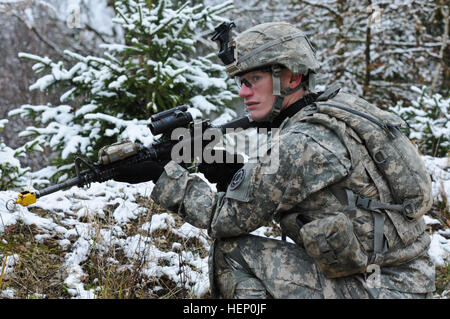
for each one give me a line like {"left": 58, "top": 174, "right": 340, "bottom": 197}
{"left": 246, "top": 102, "right": 259, "bottom": 110}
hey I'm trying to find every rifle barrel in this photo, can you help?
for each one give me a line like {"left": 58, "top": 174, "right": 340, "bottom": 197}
{"left": 37, "top": 175, "right": 84, "bottom": 198}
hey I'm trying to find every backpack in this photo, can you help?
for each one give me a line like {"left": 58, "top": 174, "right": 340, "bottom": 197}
{"left": 304, "top": 85, "right": 433, "bottom": 221}
{"left": 299, "top": 85, "right": 433, "bottom": 266}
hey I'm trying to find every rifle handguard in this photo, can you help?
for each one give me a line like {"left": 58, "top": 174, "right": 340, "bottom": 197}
{"left": 98, "top": 140, "right": 139, "bottom": 165}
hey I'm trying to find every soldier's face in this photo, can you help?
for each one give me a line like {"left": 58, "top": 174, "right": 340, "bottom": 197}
{"left": 238, "top": 70, "right": 276, "bottom": 121}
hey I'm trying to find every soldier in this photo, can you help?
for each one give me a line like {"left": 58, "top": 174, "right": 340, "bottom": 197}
{"left": 114, "top": 22, "right": 435, "bottom": 298}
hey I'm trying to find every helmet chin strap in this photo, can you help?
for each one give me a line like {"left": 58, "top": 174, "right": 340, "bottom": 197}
{"left": 258, "top": 65, "right": 304, "bottom": 123}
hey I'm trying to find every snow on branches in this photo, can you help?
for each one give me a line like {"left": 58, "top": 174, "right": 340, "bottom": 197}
{"left": 8, "top": 0, "right": 237, "bottom": 186}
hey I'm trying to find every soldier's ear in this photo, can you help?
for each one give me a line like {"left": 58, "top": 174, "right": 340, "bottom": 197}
{"left": 289, "top": 73, "right": 302, "bottom": 89}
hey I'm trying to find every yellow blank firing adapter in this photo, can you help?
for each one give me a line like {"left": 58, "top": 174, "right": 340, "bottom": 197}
{"left": 16, "top": 190, "right": 37, "bottom": 207}
{"left": 6, "top": 190, "right": 38, "bottom": 212}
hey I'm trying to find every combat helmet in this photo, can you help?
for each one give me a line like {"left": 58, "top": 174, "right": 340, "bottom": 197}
{"left": 212, "top": 22, "right": 320, "bottom": 121}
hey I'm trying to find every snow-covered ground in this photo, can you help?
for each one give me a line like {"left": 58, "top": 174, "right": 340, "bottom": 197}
{"left": 0, "top": 155, "right": 448, "bottom": 299}
{"left": 0, "top": 179, "right": 212, "bottom": 298}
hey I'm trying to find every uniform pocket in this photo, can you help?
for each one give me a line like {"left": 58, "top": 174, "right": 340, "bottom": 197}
{"left": 300, "top": 213, "right": 368, "bottom": 278}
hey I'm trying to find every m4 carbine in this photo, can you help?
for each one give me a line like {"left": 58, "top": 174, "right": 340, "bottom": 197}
{"left": 7, "top": 105, "right": 254, "bottom": 211}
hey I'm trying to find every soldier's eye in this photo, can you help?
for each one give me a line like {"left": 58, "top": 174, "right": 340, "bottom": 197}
{"left": 251, "top": 75, "right": 262, "bottom": 83}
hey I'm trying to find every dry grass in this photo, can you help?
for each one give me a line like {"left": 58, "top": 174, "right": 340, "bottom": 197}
{"left": 0, "top": 221, "right": 68, "bottom": 298}
{"left": 0, "top": 195, "right": 210, "bottom": 299}
{"left": 435, "top": 264, "right": 450, "bottom": 296}
{"left": 0, "top": 195, "right": 448, "bottom": 299}
{"left": 77, "top": 196, "right": 209, "bottom": 299}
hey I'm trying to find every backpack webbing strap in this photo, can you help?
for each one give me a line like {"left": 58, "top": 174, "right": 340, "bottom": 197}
{"left": 354, "top": 195, "right": 404, "bottom": 213}
{"left": 319, "top": 103, "right": 402, "bottom": 139}
{"left": 330, "top": 188, "right": 389, "bottom": 265}
{"left": 371, "top": 210, "right": 388, "bottom": 265}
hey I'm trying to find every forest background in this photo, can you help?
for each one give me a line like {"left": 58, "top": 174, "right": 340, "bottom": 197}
{"left": 0, "top": 0, "right": 448, "bottom": 299}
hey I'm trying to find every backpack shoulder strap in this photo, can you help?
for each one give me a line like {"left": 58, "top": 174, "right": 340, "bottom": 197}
{"left": 316, "top": 83, "right": 341, "bottom": 102}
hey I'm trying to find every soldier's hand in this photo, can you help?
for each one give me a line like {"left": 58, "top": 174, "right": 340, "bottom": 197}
{"left": 113, "top": 160, "right": 167, "bottom": 184}
{"left": 197, "top": 150, "right": 244, "bottom": 192}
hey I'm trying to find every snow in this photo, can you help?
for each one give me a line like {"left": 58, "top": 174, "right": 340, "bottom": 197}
{"left": 429, "top": 231, "right": 450, "bottom": 267}
{"left": 108, "top": 75, "right": 128, "bottom": 90}
{"left": 190, "top": 95, "right": 217, "bottom": 114}
{"left": 99, "top": 43, "right": 136, "bottom": 53}
{"left": 0, "top": 154, "right": 448, "bottom": 298}
{"left": 0, "top": 143, "right": 21, "bottom": 169}
{"left": 423, "top": 156, "right": 450, "bottom": 202}
{"left": 7, "top": 0, "right": 237, "bottom": 189}
{"left": 1, "top": 0, "right": 448, "bottom": 299}
{"left": 145, "top": 213, "right": 176, "bottom": 233}
{"left": 0, "top": 179, "right": 210, "bottom": 299}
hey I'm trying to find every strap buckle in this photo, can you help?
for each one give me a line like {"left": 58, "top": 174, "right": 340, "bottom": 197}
{"left": 402, "top": 200, "right": 416, "bottom": 220}
{"left": 356, "top": 195, "right": 372, "bottom": 210}
{"left": 370, "top": 253, "right": 385, "bottom": 265}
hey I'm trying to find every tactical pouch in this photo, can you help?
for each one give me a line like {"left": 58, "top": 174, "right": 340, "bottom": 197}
{"left": 300, "top": 213, "right": 368, "bottom": 278}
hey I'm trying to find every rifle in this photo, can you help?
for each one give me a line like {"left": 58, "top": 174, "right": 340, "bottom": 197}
{"left": 6, "top": 105, "right": 254, "bottom": 211}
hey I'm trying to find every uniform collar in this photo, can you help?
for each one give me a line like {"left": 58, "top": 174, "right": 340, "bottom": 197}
{"left": 252, "top": 92, "right": 319, "bottom": 130}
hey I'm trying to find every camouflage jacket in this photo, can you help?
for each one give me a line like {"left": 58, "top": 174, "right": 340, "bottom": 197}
{"left": 151, "top": 92, "right": 435, "bottom": 294}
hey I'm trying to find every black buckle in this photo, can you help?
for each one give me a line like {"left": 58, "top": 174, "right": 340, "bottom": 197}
{"left": 402, "top": 201, "right": 416, "bottom": 220}
{"left": 356, "top": 195, "right": 372, "bottom": 210}
{"left": 304, "top": 93, "right": 316, "bottom": 106}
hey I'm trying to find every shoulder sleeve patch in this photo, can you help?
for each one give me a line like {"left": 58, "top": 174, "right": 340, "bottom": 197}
{"left": 229, "top": 168, "right": 245, "bottom": 190}
{"left": 225, "top": 162, "right": 257, "bottom": 203}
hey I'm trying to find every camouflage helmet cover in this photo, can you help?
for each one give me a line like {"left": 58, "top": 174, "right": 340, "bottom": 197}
{"left": 227, "top": 22, "right": 320, "bottom": 78}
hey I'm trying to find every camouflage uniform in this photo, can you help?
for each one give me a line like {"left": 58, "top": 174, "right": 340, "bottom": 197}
{"left": 150, "top": 22, "right": 435, "bottom": 298}
{"left": 150, "top": 93, "right": 435, "bottom": 298}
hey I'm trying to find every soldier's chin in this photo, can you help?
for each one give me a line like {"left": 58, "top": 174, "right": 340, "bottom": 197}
{"left": 249, "top": 110, "right": 268, "bottom": 121}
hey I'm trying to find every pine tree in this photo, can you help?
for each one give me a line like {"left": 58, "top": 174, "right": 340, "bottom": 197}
{"left": 390, "top": 86, "right": 449, "bottom": 158}
{"left": 231, "top": 0, "right": 299, "bottom": 32}
{"left": 8, "top": 0, "right": 237, "bottom": 185}
{"left": 237, "top": 0, "right": 448, "bottom": 108}
{"left": 0, "top": 120, "right": 32, "bottom": 190}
